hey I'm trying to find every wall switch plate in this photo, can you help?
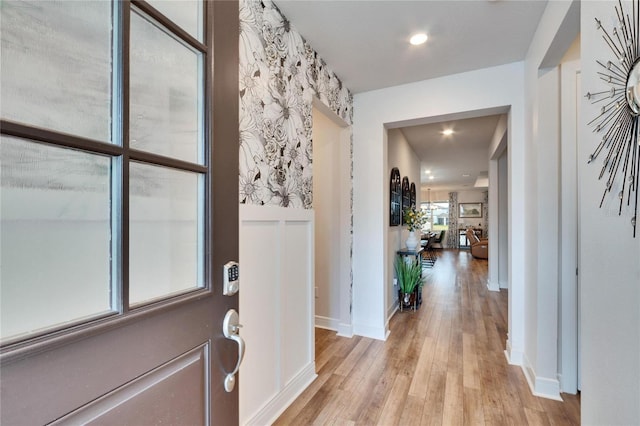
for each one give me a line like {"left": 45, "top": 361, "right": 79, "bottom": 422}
{"left": 223, "top": 261, "right": 239, "bottom": 296}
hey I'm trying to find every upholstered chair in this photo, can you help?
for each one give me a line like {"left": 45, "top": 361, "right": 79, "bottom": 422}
{"left": 465, "top": 229, "right": 488, "bottom": 259}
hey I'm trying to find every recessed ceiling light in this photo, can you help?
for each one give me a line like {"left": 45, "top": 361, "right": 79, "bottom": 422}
{"left": 429, "top": 175, "right": 435, "bottom": 180}
{"left": 410, "top": 33, "right": 428, "bottom": 46}
{"left": 425, "top": 169, "right": 431, "bottom": 174}
{"left": 442, "top": 129, "right": 454, "bottom": 136}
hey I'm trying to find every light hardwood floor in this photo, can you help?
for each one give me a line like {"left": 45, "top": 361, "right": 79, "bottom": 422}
{"left": 274, "top": 249, "right": 580, "bottom": 425}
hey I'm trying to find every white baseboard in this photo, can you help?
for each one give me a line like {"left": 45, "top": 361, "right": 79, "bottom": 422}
{"left": 487, "top": 279, "right": 500, "bottom": 292}
{"left": 499, "top": 280, "right": 508, "bottom": 289}
{"left": 243, "top": 362, "right": 317, "bottom": 426}
{"left": 386, "top": 301, "right": 398, "bottom": 323}
{"left": 522, "top": 355, "right": 562, "bottom": 401}
{"left": 557, "top": 374, "right": 578, "bottom": 395}
{"left": 352, "top": 321, "right": 389, "bottom": 341}
{"left": 336, "top": 323, "right": 353, "bottom": 338}
{"left": 315, "top": 315, "right": 339, "bottom": 331}
{"left": 316, "top": 317, "right": 353, "bottom": 338}
{"left": 504, "top": 339, "right": 523, "bottom": 365}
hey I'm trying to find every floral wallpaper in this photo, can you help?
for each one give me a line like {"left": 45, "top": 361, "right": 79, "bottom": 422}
{"left": 239, "top": 0, "right": 353, "bottom": 208}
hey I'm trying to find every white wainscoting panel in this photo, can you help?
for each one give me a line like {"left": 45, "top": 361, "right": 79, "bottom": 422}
{"left": 281, "top": 221, "right": 314, "bottom": 386}
{"left": 239, "top": 205, "right": 316, "bottom": 426}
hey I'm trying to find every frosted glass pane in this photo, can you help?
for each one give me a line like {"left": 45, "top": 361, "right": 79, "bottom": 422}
{"left": 0, "top": 136, "right": 113, "bottom": 342}
{"left": 129, "top": 162, "right": 201, "bottom": 305}
{"left": 146, "top": 0, "right": 203, "bottom": 41}
{"left": 130, "top": 11, "right": 202, "bottom": 164}
{"left": 0, "top": 1, "right": 112, "bottom": 142}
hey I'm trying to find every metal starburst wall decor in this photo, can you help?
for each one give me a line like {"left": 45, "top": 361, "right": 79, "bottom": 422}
{"left": 586, "top": 0, "right": 640, "bottom": 237}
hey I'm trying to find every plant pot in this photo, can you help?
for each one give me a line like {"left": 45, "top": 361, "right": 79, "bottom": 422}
{"left": 399, "top": 289, "right": 417, "bottom": 311}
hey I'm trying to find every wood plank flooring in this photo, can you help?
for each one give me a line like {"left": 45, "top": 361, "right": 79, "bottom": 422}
{"left": 274, "top": 249, "right": 580, "bottom": 425}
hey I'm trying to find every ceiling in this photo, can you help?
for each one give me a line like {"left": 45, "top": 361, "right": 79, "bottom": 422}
{"left": 400, "top": 114, "right": 502, "bottom": 191}
{"left": 274, "top": 0, "right": 547, "bottom": 191}
{"left": 274, "top": 0, "right": 548, "bottom": 94}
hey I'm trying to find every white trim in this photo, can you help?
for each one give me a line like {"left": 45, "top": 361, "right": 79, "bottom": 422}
{"left": 336, "top": 323, "right": 353, "bottom": 338}
{"left": 487, "top": 280, "right": 500, "bottom": 292}
{"left": 353, "top": 322, "right": 389, "bottom": 341}
{"left": 242, "top": 362, "right": 317, "bottom": 426}
{"left": 314, "top": 317, "right": 353, "bottom": 338}
{"left": 504, "top": 339, "right": 523, "bottom": 365}
{"left": 315, "top": 316, "right": 339, "bottom": 331}
{"left": 387, "top": 300, "right": 398, "bottom": 322}
{"left": 522, "top": 355, "right": 563, "bottom": 401}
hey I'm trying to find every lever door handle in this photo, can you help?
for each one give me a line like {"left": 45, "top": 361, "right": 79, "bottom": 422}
{"left": 222, "top": 309, "right": 245, "bottom": 392}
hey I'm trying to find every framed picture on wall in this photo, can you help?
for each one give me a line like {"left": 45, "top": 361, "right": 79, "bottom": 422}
{"left": 459, "top": 202, "right": 482, "bottom": 218}
{"left": 390, "top": 168, "right": 401, "bottom": 226}
{"left": 401, "top": 176, "right": 410, "bottom": 224}
{"left": 409, "top": 182, "right": 416, "bottom": 209}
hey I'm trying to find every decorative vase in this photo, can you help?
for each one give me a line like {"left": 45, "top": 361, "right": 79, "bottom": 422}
{"left": 406, "top": 231, "right": 419, "bottom": 250}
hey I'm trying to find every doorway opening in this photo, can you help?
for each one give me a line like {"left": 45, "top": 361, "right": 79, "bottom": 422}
{"left": 312, "top": 101, "right": 353, "bottom": 337}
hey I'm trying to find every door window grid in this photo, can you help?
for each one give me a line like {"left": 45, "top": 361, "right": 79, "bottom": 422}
{"left": 0, "top": 0, "right": 208, "bottom": 346}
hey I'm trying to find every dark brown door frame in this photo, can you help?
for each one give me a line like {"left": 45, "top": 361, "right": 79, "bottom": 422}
{"left": 210, "top": 0, "right": 240, "bottom": 422}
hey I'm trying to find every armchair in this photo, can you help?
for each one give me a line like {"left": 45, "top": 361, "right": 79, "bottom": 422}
{"left": 465, "top": 229, "right": 488, "bottom": 259}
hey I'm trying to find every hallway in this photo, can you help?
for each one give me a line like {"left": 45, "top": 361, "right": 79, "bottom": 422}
{"left": 274, "top": 250, "right": 580, "bottom": 425}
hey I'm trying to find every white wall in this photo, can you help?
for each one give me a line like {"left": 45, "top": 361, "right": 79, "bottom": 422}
{"left": 352, "top": 61, "right": 526, "bottom": 343}
{"left": 580, "top": 1, "right": 640, "bottom": 423}
{"left": 497, "top": 151, "right": 509, "bottom": 290}
{"left": 527, "top": 64, "right": 561, "bottom": 398}
{"left": 520, "top": 0, "right": 579, "bottom": 400}
{"left": 386, "top": 128, "right": 421, "bottom": 319}
{"left": 312, "top": 104, "right": 352, "bottom": 335}
{"left": 558, "top": 36, "right": 580, "bottom": 395}
{"left": 488, "top": 114, "right": 508, "bottom": 291}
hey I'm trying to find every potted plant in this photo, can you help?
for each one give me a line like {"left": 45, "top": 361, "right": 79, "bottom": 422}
{"left": 394, "top": 255, "right": 423, "bottom": 311}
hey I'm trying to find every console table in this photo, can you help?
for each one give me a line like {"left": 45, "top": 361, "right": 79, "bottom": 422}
{"left": 396, "top": 247, "right": 424, "bottom": 263}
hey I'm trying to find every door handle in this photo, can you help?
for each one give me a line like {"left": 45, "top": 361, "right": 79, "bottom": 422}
{"left": 222, "top": 309, "right": 245, "bottom": 392}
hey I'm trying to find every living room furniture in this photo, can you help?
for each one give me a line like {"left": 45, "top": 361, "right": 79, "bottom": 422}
{"left": 420, "top": 233, "right": 437, "bottom": 267}
{"left": 459, "top": 228, "right": 482, "bottom": 248}
{"left": 465, "top": 228, "right": 488, "bottom": 259}
{"left": 432, "top": 230, "right": 445, "bottom": 249}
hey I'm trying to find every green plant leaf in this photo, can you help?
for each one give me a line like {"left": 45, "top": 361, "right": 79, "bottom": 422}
{"left": 394, "top": 255, "right": 423, "bottom": 293}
